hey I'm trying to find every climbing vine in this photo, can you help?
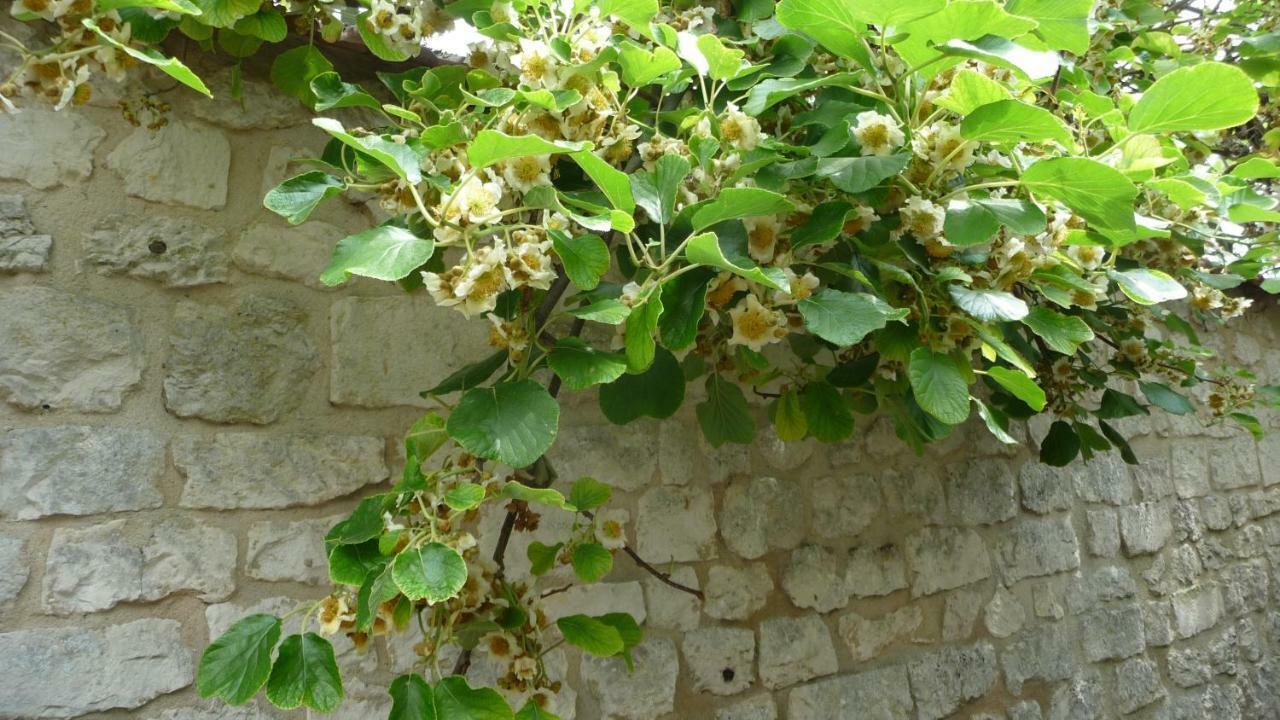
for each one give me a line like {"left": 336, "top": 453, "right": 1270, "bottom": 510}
{"left": 5, "top": 0, "right": 1280, "bottom": 716}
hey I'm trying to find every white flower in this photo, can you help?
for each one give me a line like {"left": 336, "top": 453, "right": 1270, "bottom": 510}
{"left": 423, "top": 265, "right": 465, "bottom": 309}
{"left": 852, "top": 111, "right": 905, "bottom": 157}
{"left": 445, "top": 175, "right": 505, "bottom": 226}
{"left": 453, "top": 243, "right": 509, "bottom": 317}
{"left": 510, "top": 38, "right": 560, "bottom": 88}
{"left": 620, "top": 281, "right": 643, "bottom": 307}
{"left": 901, "top": 196, "right": 945, "bottom": 240}
{"left": 772, "top": 269, "right": 820, "bottom": 305}
{"left": 744, "top": 215, "right": 781, "bottom": 264}
{"left": 318, "top": 596, "right": 354, "bottom": 636}
{"left": 512, "top": 655, "right": 539, "bottom": 682}
{"left": 11, "top": 0, "right": 76, "bottom": 21}
{"left": 719, "top": 103, "right": 761, "bottom": 151}
{"left": 1067, "top": 243, "right": 1105, "bottom": 270}
{"left": 728, "top": 294, "right": 787, "bottom": 352}
{"left": 501, "top": 154, "right": 551, "bottom": 194}
{"left": 482, "top": 632, "right": 519, "bottom": 660}
{"left": 594, "top": 509, "right": 629, "bottom": 550}
{"left": 504, "top": 232, "right": 556, "bottom": 290}
{"left": 928, "top": 123, "right": 977, "bottom": 173}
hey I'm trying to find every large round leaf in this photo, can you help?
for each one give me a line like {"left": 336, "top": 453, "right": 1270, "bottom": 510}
{"left": 1129, "top": 62, "right": 1259, "bottom": 134}
{"left": 908, "top": 348, "right": 971, "bottom": 425}
{"left": 447, "top": 380, "right": 560, "bottom": 468}
{"left": 393, "top": 542, "right": 468, "bottom": 603}
{"left": 265, "top": 633, "right": 344, "bottom": 712}
{"left": 197, "top": 613, "right": 281, "bottom": 705}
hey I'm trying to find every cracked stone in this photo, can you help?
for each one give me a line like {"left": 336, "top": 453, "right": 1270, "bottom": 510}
{"left": 906, "top": 642, "right": 998, "bottom": 720}
{"left": 787, "top": 666, "right": 913, "bottom": 720}
{"left": 782, "top": 545, "right": 848, "bottom": 612}
{"left": 983, "top": 586, "right": 1026, "bottom": 638}
{"left": 906, "top": 527, "right": 992, "bottom": 596}
{"left": 1119, "top": 502, "right": 1174, "bottom": 556}
{"left": 757, "top": 615, "right": 838, "bottom": 689}
{"left": 0, "top": 194, "right": 51, "bottom": 272}
{"left": 1115, "top": 657, "right": 1165, "bottom": 714}
{"left": 1001, "top": 623, "right": 1075, "bottom": 695}
{"left": 837, "top": 605, "right": 922, "bottom": 661}
{"left": 1080, "top": 603, "right": 1145, "bottom": 661}
{"left": 0, "top": 110, "right": 105, "bottom": 188}
{"left": 719, "top": 476, "right": 806, "bottom": 560}
{"left": 682, "top": 626, "right": 756, "bottom": 696}
{"left": 0, "top": 536, "right": 29, "bottom": 603}
{"left": 705, "top": 564, "right": 773, "bottom": 621}
{"left": 84, "top": 215, "right": 228, "bottom": 286}
{"left": 946, "top": 459, "right": 1018, "bottom": 525}
{"left": 994, "top": 515, "right": 1080, "bottom": 584}
{"left": 106, "top": 120, "right": 230, "bottom": 209}
{"left": 845, "top": 544, "right": 908, "bottom": 598}
{"left": 581, "top": 638, "right": 678, "bottom": 720}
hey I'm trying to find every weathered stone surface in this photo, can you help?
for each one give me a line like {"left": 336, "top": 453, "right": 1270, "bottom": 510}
{"left": 1115, "top": 657, "right": 1165, "bottom": 714}
{"left": 786, "top": 666, "right": 913, "bottom": 720}
{"left": 1119, "top": 502, "right": 1173, "bottom": 556}
{"left": 552, "top": 422, "right": 658, "bottom": 492}
{"left": 942, "top": 588, "right": 984, "bottom": 641}
{"left": 1080, "top": 603, "right": 1145, "bottom": 661}
{"left": 658, "top": 417, "right": 750, "bottom": 485}
{"left": 1143, "top": 600, "right": 1176, "bottom": 647}
{"left": 682, "top": 626, "right": 756, "bottom": 696}
{"left": 642, "top": 566, "right": 700, "bottom": 631}
{"left": 543, "top": 581, "right": 646, "bottom": 623}
{"left": 845, "top": 544, "right": 908, "bottom": 598}
{"left": 1209, "top": 437, "right": 1262, "bottom": 490}
{"left": 149, "top": 702, "right": 286, "bottom": 720}
{"left": 880, "top": 468, "right": 946, "bottom": 525}
{"left": 1172, "top": 442, "right": 1212, "bottom": 499}
{"left": 42, "top": 518, "right": 236, "bottom": 614}
{"left": 1074, "top": 453, "right": 1133, "bottom": 505}
{"left": 994, "top": 515, "right": 1080, "bottom": 583}
{"left": 635, "top": 485, "right": 718, "bottom": 562}
{"left": 0, "top": 619, "right": 192, "bottom": 717}
{"left": 330, "top": 295, "right": 491, "bottom": 408}
{"left": 184, "top": 70, "right": 312, "bottom": 130}
{"left": 1168, "top": 646, "right": 1212, "bottom": 688}
{"left": 946, "top": 460, "right": 1017, "bottom": 525}
{"left": 581, "top": 638, "right": 678, "bottom": 720}
{"left": 245, "top": 516, "right": 336, "bottom": 585}
{"left": 1087, "top": 508, "right": 1120, "bottom": 557}
{"left": 983, "top": 586, "right": 1026, "bottom": 638}
{"left": 84, "top": 215, "right": 228, "bottom": 286}
{"left": 758, "top": 425, "right": 817, "bottom": 471}
{"left": 1223, "top": 559, "right": 1269, "bottom": 616}
{"left": 716, "top": 694, "right": 777, "bottom": 720}
{"left": 174, "top": 433, "right": 387, "bottom": 509}
{"left": 0, "top": 426, "right": 164, "bottom": 519}
{"left": 906, "top": 642, "right": 997, "bottom": 720}
{"left": 0, "top": 287, "right": 143, "bottom": 412}
{"left": 0, "top": 535, "right": 28, "bottom": 603}
{"left": 1001, "top": 624, "right": 1075, "bottom": 694}
{"left": 1009, "top": 701, "right": 1044, "bottom": 720}
{"left": 0, "top": 194, "right": 51, "bottom": 272}
{"left": 905, "top": 527, "right": 992, "bottom": 596}
{"left": 106, "top": 120, "right": 231, "bottom": 209}
{"left": 0, "top": 110, "right": 105, "bottom": 188}
{"left": 719, "top": 476, "right": 806, "bottom": 559}
{"left": 837, "top": 605, "right": 921, "bottom": 661}
{"left": 1019, "top": 463, "right": 1076, "bottom": 514}
{"left": 1066, "top": 566, "right": 1137, "bottom": 614}
{"left": 259, "top": 146, "right": 315, "bottom": 199}
{"left": 810, "top": 473, "right": 880, "bottom": 539}
{"left": 164, "top": 296, "right": 319, "bottom": 424}
{"left": 234, "top": 220, "right": 344, "bottom": 289}
{"left": 757, "top": 615, "right": 838, "bottom": 689}
{"left": 705, "top": 564, "right": 773, "bottom": 621}
{"left": 1172, "top": 584, "right": 1223, "bottom": 639}
{"left": 783, "top": 545, "right": 848, "bottom": 612}
{"left": 1048, "top": 670, "right": 1103, "bottom": 720}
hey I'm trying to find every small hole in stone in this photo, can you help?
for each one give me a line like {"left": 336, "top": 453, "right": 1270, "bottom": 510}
{"left": 721, "top": 668, "right": 735, "bottom": 683}
{"left": 41, "top": 404, "right": 51, "bottom": 410}
{"left": 148, "top": 240, "right": 167, "bottom": 255}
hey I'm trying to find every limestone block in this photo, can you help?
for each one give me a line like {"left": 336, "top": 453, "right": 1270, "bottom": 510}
{"left": 757, "top": 615, "right": 838, "bottom": 689}
{"left": 845, "top": 544, "right": 909, "bottom": 598}
{"left": 994, "top": 515, "right": 1080, "bottom": 583}
{"left": 245, "top": 516, "right": 336, "bottom": 585}
{"left": 719, "top": 476, "right": 806, "bottom": 560}
{"left": 837, "top": 605, "right": 921, "bottom": 661}
{"left": 580, "top": 638, "right": 678, "bottom": 720}
{"left": 782, "top": 545, "right": 848, "bottom": 612}
{"left": 635, "top": 485, "right": 717, "bottom": 562}
{"left": 234, "top": 220, "right": 343, "bottom": 289}
{"left": 809, "top": 472, "right": 880, "bottom": 539}
{"left": 107, "top": 120, "right": 231, "bottom": 209}
{"left": 946, "top": 460, "right": 1018, "bottom": 525}
{"left": 0, "top": 535, "right": 29, "bottom": 603}
{"left": 905, "top": 527, "right": 992, "bottom": 596}
{"left": 84, "top": 215, "right": 228, "bottom": 286}
{"left": 681, "top": 626, "right": 756, "bottom": 695}
{"left": 0, "top": 110, "right": 105, "bottom": 188}
{"left": 705, "top": 564, "right": 773, "bottom": 621}
{"left": 906, "top": 642, "right": 998, "bottom": 720}
{"left": 0, "top": 426, "right": 163, "bottom": 518}
{"left": 786, "top": 666, "right": 913, "bottom": 720}
{"left": 0, "top": 287, "right": 143, "bottom": 412}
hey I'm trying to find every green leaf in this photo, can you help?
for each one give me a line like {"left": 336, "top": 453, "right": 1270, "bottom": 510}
{"left": 597, "top": 0, "right": 658, "bottom": 33}
{"left": 1020, "top": 307, "right": 1093, "bottom": 354}
{"left": 792, "top": 201, "right": 853, "bottom": 249}
{"left": 393, "top": 542, "right": 468, "bottom": 602}
{"left": 974, "top": 198, "right": 1046, "bottom": 234}
{"left": 501, "top": 482, "right": 572, "bottom": 510}
{"left": 572, "top": 543, "right": 614, "bottom": 583}
{"left": 320, "top": 225, "right": 434, "bottom": 286}
{"left": 313, "top": 118, "right": 422, "bottom": 183}
{"left": 1097, "top": 388, "right": 1148, "bottom": 419}
{"left": 516, "top": 701, "right": 562, "bottom": 720}
{"left": 188, "top": 0, "right": 258, "bottom": 27}
{"left": 936, "top": 36, "right": 1059, "bottom": 81}
{"left": 569, "top": 477, "right": 612, "bottom": 511}
{"left": 949, "top": 286, "right": 1029, "bottom": 321}
{"left": 263, "top": 172, "right": 344, "bottom": 225}
{"left": 933, "top": 68, "right": 1012, "bottom": 115}
{"left": 631, "top": 155, "right": 691, "bottom": 224}
{"left": 388, "top": 675, "right": 436, "bottom": 720}
{"left": 197, "top": 614, "right": 281, "bottom": 705}
{"left": 1039, "top": 420, "right": 1080, "bottom": 466}
{"left": 814, "top": 154, "right": 910, "bottom": 193}
{"left": 599, "top": 347, "right": 686, "bottom": 423}
{"left": 551, "top": 232, "right": 610, "bottom": 291}
{"left": 266, "top": 634, "right": 343, "bottom": 712}
{"left": 467, "top": 130, "right": 586, "bottom": 170}
{"left": 1108, "top": 268, "right": 1187, "bottom": 305}
{"left": 1021, "top": 158, "right": 1137, "bottom": 239}
{"left": 568, "top": 299, "right": 632, "bottom": 325}
{"left": 424, "top": 351, "right": 508, "bottom": 397}
{"left": 528, "top": 542, "right": 562, "bottom": 576}
{"left": 270, "top": 45, "right": 333, "bottom": 106}
{"left": 327, "top": 495, "right": 389, "bottom": 545}
{"left": 617, "top": 43, "right": 681, "bottom": 86}
{"left": 1231, "top": 158, "right": 1280, "bottom": 180}
{"left": 800, "top": 381, "right": 854, "bottom": 442}
{"left": 943, "top": 201, "right": 1001, "bottom": 247}
{"left": 961, "top": 100, "right": 1073, "bottom": 146}
{"left": 697, "top": 375, "right": 756, "bottom": 447}
{"left": 798, "top": 289, "right": 908, "bottom": 346}
{"left": 356, "top": 13, "right": 412, "bottom": 61}
{"left": 434, "top": 676, "right": 516, "bottom": 720}
{"left": 98, "top": 0, "right": 200, "bottom": 12}
{"left": 233, "top": 10, "right": 287, "bottom": 41}
{"left": 900, "top": 0, "right": 1038, "bottom": 46}
{"left": 695, "top": 33, "right": 749, "bottom": 80}
{"left": 447, "top": 380, "right": 560, "bottom": 468}
{"left": 1128, "top": 62, "right": 1260, "bottom": 134}
{"left": 1139, "top": 381, "right": 1194, "bottom": 415}
{"left": 658, "top": 270, "right": 712, "bottom": 351}
{"left": 443, "top": 483, "right": 487, "bottom": 511}
{"left": 686, "top": 232, "right": 788, "bottom": 291}
{"left": 571, "top": 151, "right": 635, "bottom": 212}
{"left": 548, "top": 338, "right": 627, "bottom": 390}
{"left": 311, "top": 72, "right": 382, "bottom": 111}
{"left": 986, "top": 366, "right": 1046, "bottom": 411}
{"left": 1004, "top": 0, "right": 1094, "bottom": 54}
{"left": 556, "top": 615, "right": 624, "bottom": 657}
{"left": 623, "top": 295, "right": 663, "bottom": 373}
{"left": 908, "top": 348, "right": 971, "bottom": 425}
{"left": 82, "top": 19, "right": 210, "bottom": 97}
{"left": 686, "top": 188, "right": 795, "bottom": 232}
{"left": 742, "top": 74, "right": 862, "bottom": 115}
{"left": 974, "top": 397, "right": 1018, "bottom": 445}
{"left": 774, "top": 387, "right": 809, "bottom": 441}
{"left": 328, "top": 540, "right": 386, "bottom": 586}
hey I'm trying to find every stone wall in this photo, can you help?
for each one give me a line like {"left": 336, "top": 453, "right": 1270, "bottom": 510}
{"left": 4, "top": 67, "right": 1280, "bottom": 720}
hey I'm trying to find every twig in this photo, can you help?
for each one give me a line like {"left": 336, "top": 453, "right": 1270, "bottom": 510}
{"left": 581, "top": 510, "right": 704, "bottom": 600}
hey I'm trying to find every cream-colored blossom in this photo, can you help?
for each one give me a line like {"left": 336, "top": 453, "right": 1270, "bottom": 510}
{"left": 504, "top": 231, "right": 556, "bottom": 290}
{"left": 453, "top": 243, "right": 509, "bottom": 317}
{"left": 744, "top": 215, "right": 781, "bottom": 264}
{"left": 852, "top": 111, "right": 905, "bottom": 157}
{"left": 594, "top": 509, "right": 629, "bottom": 550}
{"left": 728, "top": 294, "right": 787, "bottom": 352}
{"left": 928, "top": 123, "right": 977, "bottom": 173}
{"left": 901, "top": 196, "right": 945, "bottom": 239}
{"left": 772, "top": 269, "right": 820, "bottom": 305}
{"left": 511, "top": 38, "right": 560, "bottom": 88}
{"left": 501, "top": 154, "right": 551, "bottom": 194}
{"left": 1067, "top": 243, "right": 1105, "bottom": 270}
{"left": 719, "top": 103, "right": 761, "bottom": 151}
{"left": 512, "top": 655, "right": 539, "bottom": 682}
